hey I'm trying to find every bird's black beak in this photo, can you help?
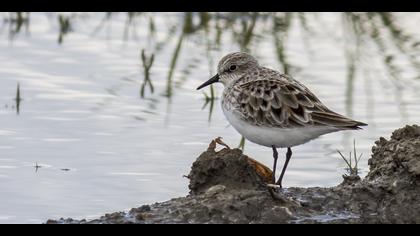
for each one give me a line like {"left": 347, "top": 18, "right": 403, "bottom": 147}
{"left": 197, "top": 74, "right": 220, "bottom": 90}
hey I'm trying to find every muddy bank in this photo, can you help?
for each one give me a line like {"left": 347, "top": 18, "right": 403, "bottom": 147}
{"left": 47, "top": 125, "right": 420, "bottom": 224}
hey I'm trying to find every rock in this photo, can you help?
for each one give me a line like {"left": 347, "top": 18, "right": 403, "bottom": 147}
{"left": 187, "top": 148, "right": 268, "bottom": 194}
{"left": 188, "top": 148, "right": 272, "bottom": 194}
{"left": 204, "top": 185, "right": 226, "bottom": 197}
{"left": 47, "top": 125, "right": 420, "bottom": 224}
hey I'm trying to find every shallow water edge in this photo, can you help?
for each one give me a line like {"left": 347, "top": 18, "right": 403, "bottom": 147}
{"left": 47, "top": 124, "right": 420, "bottom": 224}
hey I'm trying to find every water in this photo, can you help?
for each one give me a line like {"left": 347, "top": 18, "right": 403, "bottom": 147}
{"left": 1, "top": 12, "right": 420, "bottom": 223}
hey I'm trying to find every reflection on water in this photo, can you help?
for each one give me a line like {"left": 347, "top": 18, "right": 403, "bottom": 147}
{"left": 1, "top": 12, "right": 420, "bottom": 223}
{"left": 3, "top": 12, "right": 30, "bottom": 40}
{"left": 139, "top": 49, "right": 155, "bottom": 98}
{"left": 15, "top": 83, "right": 21, "bottom": 115}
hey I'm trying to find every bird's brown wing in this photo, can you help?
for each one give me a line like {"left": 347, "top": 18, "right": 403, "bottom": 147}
{"left": 232, "top": 76, "right": 366, "bottom": 129}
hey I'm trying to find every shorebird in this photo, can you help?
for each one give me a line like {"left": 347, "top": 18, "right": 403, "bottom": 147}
{"left": 197, "top": 52, "right": 367, "bottom": 188}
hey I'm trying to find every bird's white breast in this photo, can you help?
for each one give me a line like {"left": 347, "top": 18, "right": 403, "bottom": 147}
{"left": 222, "top": 106, "right": 339, "bottom": 148}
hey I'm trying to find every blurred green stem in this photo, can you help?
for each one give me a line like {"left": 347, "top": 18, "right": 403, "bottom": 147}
{"left": 140, "top": 49, "right": 155, "bottom": 98}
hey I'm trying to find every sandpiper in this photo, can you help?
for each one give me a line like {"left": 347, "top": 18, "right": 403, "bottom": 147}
{"left": 197, "top": 52, "right": 367, "bottom": 188}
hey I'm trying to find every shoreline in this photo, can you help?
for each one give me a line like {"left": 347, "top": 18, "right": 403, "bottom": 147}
{"left": 47, "top": 125, "right": 420, "bottom": 224}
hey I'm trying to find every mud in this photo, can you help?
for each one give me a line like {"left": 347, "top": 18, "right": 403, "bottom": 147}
{"left": 47, "top": 125, "right": 420, "bottom": 224}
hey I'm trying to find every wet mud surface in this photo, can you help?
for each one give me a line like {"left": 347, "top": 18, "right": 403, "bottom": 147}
{"left": 47, "top": 125, "right": 420, "bottom": 224}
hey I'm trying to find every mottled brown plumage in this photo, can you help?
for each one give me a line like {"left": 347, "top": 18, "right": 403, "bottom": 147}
{"left": 224, "top": 67, "right": 366, "bottom": 129}
{"left": 197, "top": 52, "right": 367, "bottom": 188}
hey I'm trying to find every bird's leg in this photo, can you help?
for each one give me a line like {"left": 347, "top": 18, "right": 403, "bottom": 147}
{"left": 276, "top": 147, "right": 292, "bottom": 188}
{"left": 271, "top": 145, "right": 278, "bottom": 185}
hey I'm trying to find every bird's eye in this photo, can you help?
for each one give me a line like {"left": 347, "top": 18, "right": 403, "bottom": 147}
{"left": 229, "top": 65, "right": 237, "bottom": 71}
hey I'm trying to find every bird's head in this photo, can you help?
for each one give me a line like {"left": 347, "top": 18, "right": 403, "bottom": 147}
{"left": 197, "top": 52, "right": 259, "bottom": 90}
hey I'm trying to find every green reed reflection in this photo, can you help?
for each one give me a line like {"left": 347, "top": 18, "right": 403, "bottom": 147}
{"left": 3, "top": 12, "right": 420, "bottom": 148}
{"left": 201, "top": 85, "right": 217, "bottom": 123}
{"left": 238, "top": 136, "right": 246, "bottom": 151}
{"left": 140, "top": 49, "right": 155, "bottom": 98}
{"left": 15, "top": 83, "right": 22, "bottom": 115}
{"left": 4, "top": 12, "right": 30, "bottom": 40}
{"left": 273, "top": 13, "right": 292, "bottom": 75}
{"left": 58, "top": 14, "right": 72, "bottom": 44}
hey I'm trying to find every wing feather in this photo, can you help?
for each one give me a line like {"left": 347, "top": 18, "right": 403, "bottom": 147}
{"left": 229, "top": 74, "right": 367, "bottom": 129}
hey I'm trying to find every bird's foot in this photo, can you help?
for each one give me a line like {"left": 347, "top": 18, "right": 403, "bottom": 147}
{"left": 275, "top": 178, "right": 284, "bottom": 187}
{"left": 267, "top": 183, "right": 284, "bottom": 201}
{"left": 267, "top": 186, "right": 302, "bottom": 206}
{"left": 267, "top": 185, "right": 288, "bottom": 202}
